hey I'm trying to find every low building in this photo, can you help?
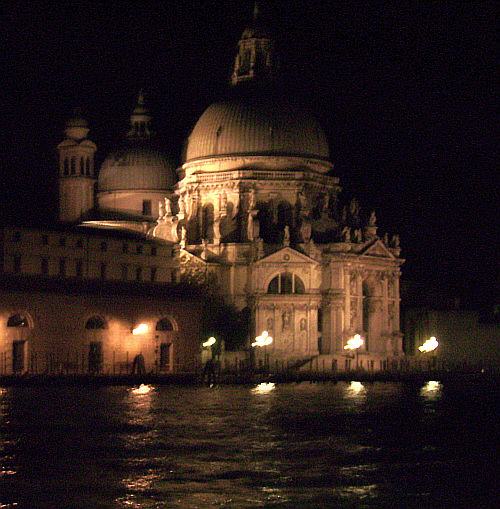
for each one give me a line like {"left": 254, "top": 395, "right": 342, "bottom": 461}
{"left": 0, "top": 226, "right": 201, "bottom": 375}
{"left": 403, "top": 307, "right": 500, "bottom": 369}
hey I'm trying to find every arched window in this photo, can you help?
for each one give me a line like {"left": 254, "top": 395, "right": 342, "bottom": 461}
{"left": 267, "top": 272, "right": 305, "bottom": 294}
{"left": 79, "top": 158, "right": 84, "bottom": 175}
{"left": 7, "top": 314, "right": 29, "bottom": 327}
{"left": 63, "top": 158, "right": 69, "bottom": 176}
{"left": 156, "top": 318, "right": 174, "bottom": 331}
{"left": 70, "top": 157, "right": 76, "bottom": 175}
{"left": 85, "top": 316, "right": 106, "bottom": 330}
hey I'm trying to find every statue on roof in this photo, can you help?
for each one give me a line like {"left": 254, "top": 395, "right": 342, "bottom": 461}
{"left": 342, "top": 226, "right": 351, "bottom": 243}
{"left": 164, "top": 197, "right": 172, "bottom": 217}
{"left": 283, "top": 225, "right": 290, "bottom": 246}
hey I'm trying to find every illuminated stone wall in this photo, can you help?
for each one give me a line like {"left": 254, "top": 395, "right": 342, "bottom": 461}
{"left": 0, "top": 285, "right": 201, "bottom": 376}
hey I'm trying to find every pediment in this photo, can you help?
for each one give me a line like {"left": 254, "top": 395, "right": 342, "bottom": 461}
{"left": 255, "top": 247, "right": 319, "bottom": 266}
{"left": 360, "top": 240, "right": 395, "bottom": 259}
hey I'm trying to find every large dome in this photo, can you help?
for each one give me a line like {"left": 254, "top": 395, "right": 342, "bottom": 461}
{"left": 98, "top": 145, "right": 176, "bottom": 192}
{"left": 184, "top": 96, "right": 330, "bottom": 163}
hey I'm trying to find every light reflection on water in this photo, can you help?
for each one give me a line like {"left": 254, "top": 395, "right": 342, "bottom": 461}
{"left": 251, "top": 382, "right": 276, "bottom": 394}
{"left": 420, "top": 380, "right": 442, "bottom": 400}
{"left": 0, "top": 381, "right": 497, "bottom": 508}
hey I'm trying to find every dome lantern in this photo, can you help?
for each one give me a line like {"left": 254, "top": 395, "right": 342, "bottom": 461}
{"left": 64, "top": 108, "right": 90, "bottom": 140}
{"left": 231, "top": 1, "right": 278, "bottom": 86}
{"left": 127, "top": 90, "right": 153, "bottom": 140}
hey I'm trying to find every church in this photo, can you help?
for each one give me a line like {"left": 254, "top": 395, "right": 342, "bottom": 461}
{"left": 1, "top": 6, "right": 404, "bottom": 374}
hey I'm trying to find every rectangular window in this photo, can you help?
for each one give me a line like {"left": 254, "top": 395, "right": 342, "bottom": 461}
{"left": 41, "top": 235, "right": 49, "bottom": 246}
{"left": 59, "top": 258, "right": 66, "bottom": 276}
{"left": 41, "top": 257, "right": 49, "bottom": 275}
{"left": 142, "top": 200, "right": 152, "bottom": 216}
{"left": 150, "top": 267, "right": 157, "bottom": 282}
{"left": 135, "top": 267, "right": 142, "bottom": 281}
{"left": 121, "top": 264, "right": 128, "bottom": 281}
{"left": 75, "top": 259, "right": 83, "bottom": 278}
{"left": 100, "top": 263, "right": 107, "bottom": 280}
{"left": 13, "top": 254, "right": 21, "bottom": 273}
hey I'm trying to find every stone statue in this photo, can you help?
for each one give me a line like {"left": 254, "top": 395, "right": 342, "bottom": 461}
{"left": 220, "top": 191, "right": 227, "bottom": 211}
{"left": 158, "top": 200, "right": 165, "bottom": 220}
{"left": 349, "top": 198, "right": 360, "bottom": 219}
{"left": 391, "top": 234, "right": 400, "bottom": 248}
{"left": 383, "top": 233, "right": 389, "bottom": 245}
{"left": 322, "top": 193, "right": 330, "bottom": 213}
{"left": 201, "top": 238, "right": 208, "bottom": 260}
{"left": 342, "top": 226, "right": 351, "bottom": 243}
{"left": 282, "top": 309, "right": 291, "bottom": 331}
{"left": 354, "top": 228, "right": 363, "bottom": 243}
{"left": 369, "top": 210, "right": 377, "bottom": 226}
{"left": 164, "top": 197, "right": 172, "bottom": 216}
{"left": 283, "top": 225, "right": 290, "bottom": 246}
{"left": 248, "top": 188, "right": 256, "bottom": 211}
{"left": 247, "top": 210, "right": 260, "bottom": 241}
{"left": 300, "top": 318, "right": 307, "bottom": 331}
{"left": 178, "top": 195, "right": 186, "bottom": 215}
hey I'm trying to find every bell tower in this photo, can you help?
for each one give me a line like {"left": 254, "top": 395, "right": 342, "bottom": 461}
{"left": 231, "top": 2, "right": 278, "bottom": 86}
{"left": 57, "top": 111, "right": 97, "bottom": 223}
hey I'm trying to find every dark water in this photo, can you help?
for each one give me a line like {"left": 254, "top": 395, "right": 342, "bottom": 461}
{"left": 0, "top": 380, "right": 498, "bottom": 508}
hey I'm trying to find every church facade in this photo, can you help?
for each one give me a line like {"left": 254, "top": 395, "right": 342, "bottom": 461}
{"left": 2, "top": 7, "right": 404, "bottom": 373}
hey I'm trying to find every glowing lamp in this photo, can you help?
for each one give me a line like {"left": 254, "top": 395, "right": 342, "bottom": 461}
{"left": 344, "top": 334, "right": 364, "bottom": 350}
{"left": 202, "top": 336, "right": 216, "bottom": 348}
{"left": 132, "top": 323, "right": 149, "bottom": 335}
{"left": 251, "top": 330, "right": 273, "bottom": 347}
{"left": 418, "top": 336, "right": 439, "bottom": 353}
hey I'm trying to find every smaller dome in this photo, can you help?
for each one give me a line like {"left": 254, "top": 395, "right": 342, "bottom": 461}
{"left": 98, "top": 144, "right": 176, "bottom": 192}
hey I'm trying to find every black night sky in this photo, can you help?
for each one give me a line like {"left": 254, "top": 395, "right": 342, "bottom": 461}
{"left": 2, "top": 1, "right": 497, "bottom": 308}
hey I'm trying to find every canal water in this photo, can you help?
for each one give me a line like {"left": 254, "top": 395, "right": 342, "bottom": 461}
{"left": 0, "top": 380, "right": 497, "bottom": 508}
